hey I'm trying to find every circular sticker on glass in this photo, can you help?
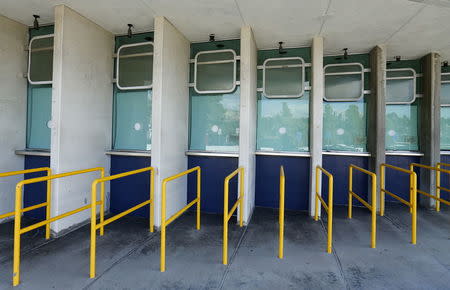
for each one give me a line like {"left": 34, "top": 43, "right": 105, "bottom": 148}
{"left": 134, "top": 123, "right": 142, "bottom": 131}
{"left": 278, "top": 127, "right": 287, "bottom": 135}
{"left": 211, "top": 125, "right": 219, "bottom": 133}
{"left": 388, "top": 130, "right": 396, "bottom": 137}
{"left": 336, "top": 128, "right": 344, "bottom": 135}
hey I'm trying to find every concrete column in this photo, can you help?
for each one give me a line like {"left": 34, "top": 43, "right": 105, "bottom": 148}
{"left": 51, "top": 5, "right": 113, "bottom": 233}
{"left": 0, "top": 16, "right": 27, "bottom": 220}
{"left": 238, "top": 26, "right": 257, "bottom": 224}
{"left": 151, "top": 16, "right": 190, "bottom": 227}
{"left": 309, "top": 36, "right": 324, "bottom": 217}
{"left": 420, "top": 53, "right": 441, "bottom": 208}
{"left": 368, "top": 45, "right": 386, "bottom": 212}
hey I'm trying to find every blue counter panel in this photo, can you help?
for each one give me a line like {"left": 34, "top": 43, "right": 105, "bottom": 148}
{"left": 322, "top": 155, "right": 369, "bottom": 206}
{"left": 110, "top": 155, "right": 151, "bottom": 218}
{"left": 24, "top": 155, "right": 50, "bottom": 220}
{"left": 439, "top": 155, "right": 450, "bottom": 201}
{"left": 385, "top": 155, "right": 420, "bottom": 203}
{"left": 187, "top": 156, "right": 239, "bottom": 214}
{"left": 255, "top": 156, "right": 310, "bottom": 211}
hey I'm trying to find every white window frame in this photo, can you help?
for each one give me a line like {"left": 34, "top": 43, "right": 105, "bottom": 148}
{"left": 323, "top": 62, "right": 365, "bottom": 101}
{"left": 386, "top": 68, "right": 417, "bottom": 105}
{"left": 116, "top": 41, "right": 154, "bottom": 90}
{"left": 262, "top": 57, "right": 305, "bottom": 99}
{"left": 441, "top": 72, "right": 450, "bottom": 107}
{"left": 28, "top": 34, "right": 54, "bottom": 85}
{"left": 194, "top": 49, "right": 237, "bottom": 94}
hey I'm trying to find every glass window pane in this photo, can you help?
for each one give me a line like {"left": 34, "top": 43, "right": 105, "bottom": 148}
{"left": 386, "top": 79, "right": 415, "bottom": 103}
{"left": 442, "top": 74, "right": 450, "bottom": 82}
{"left": 263, "top": 58, "right": 303, "bottom": 98}
{"left": 441, "top": 106, "right": 450, "bottom": 150}
{"left": 442, "top": 83, "right": 450, "bottom": 105}
{"left": 325, "top": 64, "right": 362, "bottom": 74}
{"left": 113, "top": 90, "right": 152, "bottom": 150}
{"left": 386, "top": 104, "right": 419, "bottom": 151}
{"left": 189, "top": 87, "right": 240, "bottom": 151}
{"left": 325, "top": 74, "right": 363, "bottom": 101}
{"left": 117, "top": 43, "right": 153, "bottom": 89}
{"left": 195, "top": 50, "right": 236, "bottom": 93}
{"left": 29, "top": 36, "right": 53, "bottom": 83}
{"left": 387, "top": 70, "right": 414, "bottom": 78}
{"left": 323, "top": 100, "right": 367, "bottom": 152}
{"left": 27, "top": 86, "right": 51, "bottom": 149}
{"left": 257, "top": 91, "right": 309, "bottom": 151}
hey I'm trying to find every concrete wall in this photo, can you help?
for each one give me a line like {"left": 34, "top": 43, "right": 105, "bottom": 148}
{"left": 151, "top": 16, "right": 190, "bottom": 227}
{"left": 51, "top": 5, "right": 113, "bottom": 233}
{"left": 239, "top": 26, "right": 257, "bottom": 224}
{"left": 0, "top": 16, "right": 27, "bottom": 221}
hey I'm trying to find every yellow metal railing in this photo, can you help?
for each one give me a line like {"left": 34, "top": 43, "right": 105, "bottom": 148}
{"left": 89, "top": 167, "right": 155, "bottom": 278}
{"left": 12, "top": 167, "right": 105, "bottom": 286}
{"left": 160, "top": 166, "right": 201, "bottom": 272}
{"left": 380, "top": 163, "right": 417, "bottom": 245}
{"left": 0, "top": 168, "right": 52, "bottom": 239}
{"left": 314, "top": 166, "right": 334, "bottom": 253}
{"left": 348, "top": 164, "right": 377, "bottom": 248}
{"left": 278, "top": 166, "right": 285, "bottom": 259}
{"left": 429, "top": 163, "right": 450, "bottom": 212}
{"left": 223, "top": 167, "right": 244, "bottom": 265}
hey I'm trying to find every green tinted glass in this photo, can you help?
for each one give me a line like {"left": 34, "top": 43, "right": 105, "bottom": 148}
{"left": 117, "top": 43, "right": 153, "bottom": 89}
{"left": 29, "top": 36, "right": 53, "bottom": 83}
{"left": 441, "top": 106, "right": 450, "bottom": 150}
{"left": 257, "top": 91, "right": 309, "bottom": 151}
{"left": 441, "top": 83, "right": 450, "bottom": 105}
{"left": 27, "top": 86, "right": 52, "bottom": 149}
{"left": 386, "top": 103, "right": 419, "bottom": 151}
{"left": 113, "top": 90, "right": 152, "bottom": 150}
{"left": 323, "top": 100, "right": 367, "bottom": 152}
{"left": 189, "top": 87, "right": 240, "bottom": 151}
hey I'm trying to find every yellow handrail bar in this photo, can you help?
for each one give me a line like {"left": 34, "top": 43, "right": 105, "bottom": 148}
{"left": 278, "top": 166, "right": 285, "bottom": 259}
{"left": 89, "top": 167, "right": 155, "bottom": 278}
{"left": 436, "top": 162, "right": 450, "bottom": 212}
{"left": 13, "top": 167, "right": 104, "bottom": 286}
{"left": 411, "top": 162, "right": 450, "bottom": 213}
{"left": 348, "top": 164, "right": 377, "bottom": 248}
{"left": 0, "top": 167, "right": 52, "bottom": 239}
{"left": 314, "top": 166, "right": 334, "bottom": 253}
{"left": 161, "top": 166, "right": 201, "bottom": 272}
{"left": 223, "top": 167, "right": 244, "bottom": 265}
{"left": 380, "top": 163, "right": 417, "bottom": 245}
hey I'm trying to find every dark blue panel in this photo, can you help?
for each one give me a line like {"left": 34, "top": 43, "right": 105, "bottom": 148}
{"left": 322, "top": 155, "right": 369, "bottom": 206}
{"left": 188, "top": 156, "right": 239, "bottom": 214}
{"left": 255, "top": 156, "right": 310, "bottom": 211}
{"left": 24, "top": 155, "right": 50, "bottom": 220}
{"left": 385, "top": 155, "right": 420, "bottom": 203}
{"left": 439, "top": 155, "right": 450, "bottom": 201}
{"left": 110, "top": 155, "right": 151, "bottom": 218}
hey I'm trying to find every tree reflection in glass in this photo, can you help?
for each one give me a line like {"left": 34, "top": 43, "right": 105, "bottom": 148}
{"left": 385, "top": 103, "right": 419, "bottom": 151}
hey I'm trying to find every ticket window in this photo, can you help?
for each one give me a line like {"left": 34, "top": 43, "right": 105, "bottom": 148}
{"left": 189, "top": 40, "right": 240, "bottom": 152}
{"left": 27, "top": 29, "right": 54, "bottom": 150}
{"left": 112, "top": 34, "right": 153, "bottom": 151}
{"left": 441, "top": 71, "right": 450, "bottom": 150}
{"left": 385, "top": 61, "right": 422, "bottom": 152}
{"left": 256, "top": 48, "right": 310, "bottom": 152}
{"left": 323, "top": 55, "right": 370, "bottom": 152}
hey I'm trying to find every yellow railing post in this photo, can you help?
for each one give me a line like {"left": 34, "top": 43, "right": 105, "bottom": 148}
{"left": 222, "top": 167, "right": 245, "bottom": 265}
{"left": 348, "top": 165, "right": 377, "bottom": 248}
{"left": 380, "top": 163, "right": 418, "bottom": 245}
{"left": 348, "top": 166, "right": 353, "bottom": 219}
{"left": 315, "top": 166, "right": 334, "bottom": 253}
{"left": 90, "top": 180, "right": 98, "bottom": 279}
{"left": 45, "top": 168, "right": 52, "bottom": 240}
{"left": 13, "top": 183, "right": 23, "bottom": 286}
{"left": 278, "top": 166, "right": 285, "bottom": 259}
{"left": 150, "top": 168, "right": 155, "bottom": 233}
{"left": 160, "top": 167, "right": 201, "bottom": 272}
{"left": 436, "top": 163, "right": 441, "bottom": 212}
{"left": 100, "top": 168, "right": 105, "bottom": 236}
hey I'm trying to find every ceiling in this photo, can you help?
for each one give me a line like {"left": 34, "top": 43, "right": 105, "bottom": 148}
{"left": 1, "top": 0, "right": 450, "bottom": 60}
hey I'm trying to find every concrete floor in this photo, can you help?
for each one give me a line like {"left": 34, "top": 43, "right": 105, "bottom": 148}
{"left": 0, "top": 204, "right": 449, "bottom": 289}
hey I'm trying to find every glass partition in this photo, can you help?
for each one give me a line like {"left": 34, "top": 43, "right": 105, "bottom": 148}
{"left": 323, "top": 54, "right": 369, "bottom": 152}
{"left": 28, "top": 35, "right": 54, "bottom": 84}
{"left": 386, "top": 69, "right": 416, "bottom": 104}
{"left": 26, "top": 86, "right": 52, "bottom": 149}
{"left": 194, "top": 50, "right": 236, "bottom": 94}
{"left": 262, "top": 57, "right": 305, "bottom": 98}
{"left": 117, "top": 42, "right": 153, "bottom": 90}
{"left": 441, "top": 72, "right": 450, "bottom": 150}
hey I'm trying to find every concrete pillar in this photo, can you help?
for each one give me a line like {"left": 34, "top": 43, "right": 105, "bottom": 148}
{"left": 420, "top": 52, "right": 441, "bottom": 208}
{"left": 309, "top": 36, "right": 324, "bottom": 217}
{"left": 367, "top": 45, "right": 386, "bottom": 212}
{"left": 0, "top": 16, "right": 27, "bottom": 220}
{"left": 151, "top": 16, "right": 190, "bottom": 227}
{"left": 238, "top": 26, "right": 257, "bottom": 224}
{"left": 51, "top": 5, "right": 113, "bottom": 233}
